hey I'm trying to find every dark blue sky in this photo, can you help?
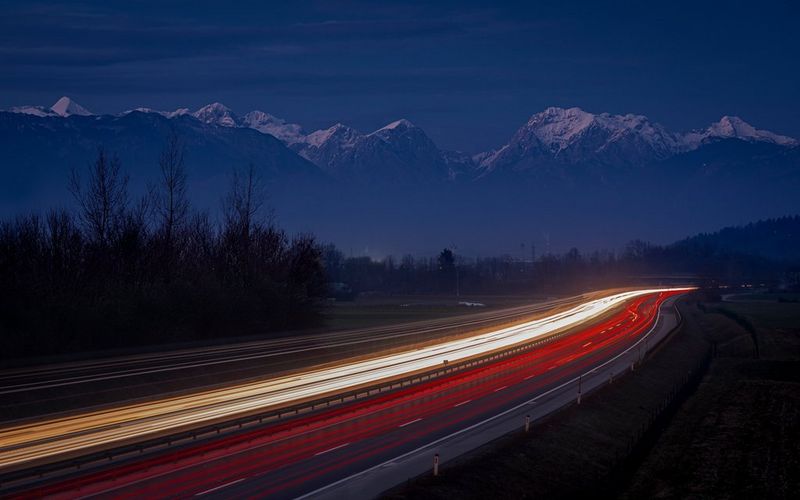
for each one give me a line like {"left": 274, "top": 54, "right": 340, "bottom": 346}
{"left": 1, "top": 0, "right": 798, "bottom": 152}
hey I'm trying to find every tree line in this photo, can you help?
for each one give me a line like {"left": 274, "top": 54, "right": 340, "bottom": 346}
{"left": 0, "top": 134, "right": 326, "bottom": 361}
{"left": 322, "top": 234, "right": 798, "bottom": 297}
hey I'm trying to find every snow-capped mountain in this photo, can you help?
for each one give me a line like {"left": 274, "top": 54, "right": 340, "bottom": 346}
{"left": 479, "top": 107, "right": 798, "bottom": 178}
{"left": 294, "top": 123, "right": 404, "bottom": 180}
{"left": 8, "top": 97, "right": 93, "bottom": 117}
{"left": 294, "top": 119, "right": 470, "bottom": 182}
{"left": 242, "top": 111, "right": 306, "bottom": 145}
{"left": 303, "top": 123, "right": 360, "bottom": 149}
{"left": 1, "top": 98, "right": 796, "bottom": 186}
{"left": 480, "top": 107, "right": 682, "bottom": 174}
{"left": 50, "top": 96, "right": 93, "bottom": 117}
{"left": 0, "top": 104, "right": 323, "bottom": 218}
{"left": 192, "top": 102, "right": 241, "bottom": 127}
{"left": 126, "top": 107, "right": 190, "bottom": 119}
{"left": 9, "top": 105, "right": 57, "bottom": 117}
{"left": 681, "top": 116, "right": 797, "bottom": 148}
{"left": 124, "top": 103, "right": 307, "bottom": 144}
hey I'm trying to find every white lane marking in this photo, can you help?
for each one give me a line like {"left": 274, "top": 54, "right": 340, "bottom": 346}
{"left": 398, "top": 418, "right": 422, "bottom": 428}
{"left": 582, "top": 342, "right": 592, "bottom": 348}
{"left": 195, "top": 478, "right": 246, "bottom": 496}
{"left": 297, "top": 295, "right": 681, "bottom": 500}
{"left": 524, "top": 374, "right": 535, "bottom": 380}
{"left": 315, "top": 442, "right": 350, "bottom": 456}
{"left": 548, "top": 365, "right": 557, "bottom": 370}
{"left": 453, "top": 400, "right": 472, "bottom": 407}
{"left": 494, "top": 386, "right": 507, "bottom": 392}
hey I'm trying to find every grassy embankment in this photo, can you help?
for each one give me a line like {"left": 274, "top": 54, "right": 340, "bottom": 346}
{"left": 622, "top": 296, "right": 799, "bottom": 498}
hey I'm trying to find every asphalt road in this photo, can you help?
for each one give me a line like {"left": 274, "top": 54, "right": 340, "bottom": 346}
{"left": 6, "top": 289, "right": 687, "bottom": 499}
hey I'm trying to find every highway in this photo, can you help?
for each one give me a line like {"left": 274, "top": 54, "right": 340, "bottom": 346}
{"left": 0, "top": 287, "right": 691, "bottom": 498}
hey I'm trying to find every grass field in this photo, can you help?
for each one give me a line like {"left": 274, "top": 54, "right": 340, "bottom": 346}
{"left": 622, "top": 297, "right": 800, "bottom": 499}
{"left": 322, "top": 294, "right": 550, "bottom": 331}
{"left": 725, "top": 291, "right": 800, "bottom": 303}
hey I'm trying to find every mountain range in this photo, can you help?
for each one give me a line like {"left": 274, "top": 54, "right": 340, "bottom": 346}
{"left": 2, "top": 97, "right": 798, "bottom": 255}
{"left": 8, "top": 97, "right": 796, "bottom": 181}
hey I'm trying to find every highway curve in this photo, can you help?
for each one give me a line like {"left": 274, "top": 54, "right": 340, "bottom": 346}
{"left": 0, "top": 288, "right": 691, "bottom": 498}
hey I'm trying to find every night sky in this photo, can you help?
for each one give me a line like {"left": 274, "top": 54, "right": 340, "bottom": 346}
{"left": 1, "top": 0, "right": 798, "bottom": 153}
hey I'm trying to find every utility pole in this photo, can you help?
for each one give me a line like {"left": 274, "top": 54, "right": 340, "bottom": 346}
{"left": 452, "top": 244, "right": 460, "bottom": 298}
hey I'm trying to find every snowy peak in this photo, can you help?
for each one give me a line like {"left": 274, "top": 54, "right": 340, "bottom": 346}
{"left": 304, "top": 123, "right": 360, "bottom": 148}
{"left": 192, "top": 102, "right": 240, "bottom": 127}
{"left": 683, "top": 116, "right": 797, "bottom": 147}
{"left": 295, "top": 119, "right": 464, "bottom": 183}
{"left": 242, "top": 110, "right": 306, "bottom": 144}
{"left": 521, "top": 107, "right": 678, "bottom": 153}
{"left": 374, "top": 118, "right": 415, "bottom": 133}
{"left": 126, "top": 107, "right": 190, "bottom": 119}
{"left": 50, "top": 96, "right": 92, "bottom": 117}
{"left": 371, "top": 118, "right": 441, "bottom": 158}
{"left": 192, "top": 104, "right": 309, "bottom": 142}
{"left": 481, "top": 106, "right": 681, "bottom": 172}
{"left": 522, "top": 107, "right": 595, "bottom": 151}
{"left": 713, "top": 116, "right": 758, "bottom": 137}
{"left": 9, "top": 105, "right": 57, "bottom": 117}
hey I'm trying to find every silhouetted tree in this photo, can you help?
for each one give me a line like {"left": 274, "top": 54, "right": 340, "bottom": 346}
{"left": 438, "top": 248, "right": 455, "bottom": 272}
{"left": 224, "top": 163, "right": 263, "bottom": 246}
{"left": 155, "top": 133, "right": 189, "bottom": 282}
{"left": 69, "top": 148, "right": 128, "bottom": 248}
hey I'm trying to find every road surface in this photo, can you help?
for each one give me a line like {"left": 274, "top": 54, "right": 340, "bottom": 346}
{"left": 1, "top": 288, "right": 690, "bottom": 498}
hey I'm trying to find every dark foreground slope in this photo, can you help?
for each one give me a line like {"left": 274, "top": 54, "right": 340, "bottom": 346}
{"left": 622, "top": 297, "right": 800, "bottom": 499}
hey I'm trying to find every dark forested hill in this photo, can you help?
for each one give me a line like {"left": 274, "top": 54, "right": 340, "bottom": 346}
{"left": 669, "top": 216, "right": 800, "bottom": 262}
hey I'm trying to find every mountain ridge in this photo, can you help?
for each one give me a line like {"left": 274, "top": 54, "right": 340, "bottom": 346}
{"left": 4, "top": 98, "right": 795, "bottom": 176}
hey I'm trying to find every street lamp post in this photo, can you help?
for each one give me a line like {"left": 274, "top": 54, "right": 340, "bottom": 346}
{"left": 456, "top": 265, "right": 460, "bottom": 298}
